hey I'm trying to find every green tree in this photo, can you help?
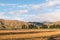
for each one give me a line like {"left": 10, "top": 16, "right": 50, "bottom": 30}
{"left": 41, "top": 25, "right": 48, "bottom": 29}
{"left": 22, "top": 25, "right": 27, "bottom": 29}
{"left": 50, "top": 25, "right": 55, "bottom": 29}
{"left": 28, "top": 24, "right": 37, "bottom": 29}
{"left": 55, "top": 24, "right": 60, "bottom": 28}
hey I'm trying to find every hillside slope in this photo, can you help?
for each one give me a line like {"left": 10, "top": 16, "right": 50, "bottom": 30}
{"left": 0, "top": 19, "right": 32, "bottom": 29}
{"left": 0, "top": 19, "right": 60, "bottom": 29}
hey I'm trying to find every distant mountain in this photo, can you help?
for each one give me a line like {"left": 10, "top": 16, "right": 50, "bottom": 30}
{"left": 29, "top": 22, "right": 43, "bottom": 26}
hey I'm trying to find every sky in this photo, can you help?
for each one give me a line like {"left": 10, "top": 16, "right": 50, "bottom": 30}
{"left": 0, "top": 0, "right": 60, "bottom": 22}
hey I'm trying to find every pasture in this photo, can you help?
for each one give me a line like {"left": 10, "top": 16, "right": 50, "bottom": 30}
{"left": 0, "top": 29, "right": 60, "bottom": 40}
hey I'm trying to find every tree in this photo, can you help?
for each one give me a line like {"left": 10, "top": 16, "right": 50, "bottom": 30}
{"left": 22, "top": 25, "right": 26, "bottom": 29}
{"left": 50, "top": 25, "right": 55, "bottom": 29}
{"left": 55, "top": 24, "right": 60, "bottom": 28}
{"left": 41, "top": 25, "right": 48, "bottom": 29}
{"left": 28, "top": 24, "right": 37, "bottom": 29}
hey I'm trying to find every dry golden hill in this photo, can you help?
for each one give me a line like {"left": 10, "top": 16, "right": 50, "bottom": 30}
{"left": 0, "top": 19, "right": 32, "bottom": 29}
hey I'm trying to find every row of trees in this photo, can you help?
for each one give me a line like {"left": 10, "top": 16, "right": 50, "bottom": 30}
{"left": 21, "top": 24, "right": 60, "bottom": 29}
{"left": 17, "top": 24, "right": 60, "bottom": 29}
{"left": 38, "top": 24, "right": 60, "bottom": 29}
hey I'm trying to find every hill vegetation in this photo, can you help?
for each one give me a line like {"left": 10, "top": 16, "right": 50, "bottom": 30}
{"left": 0, "top": 19, "right": 60, "bottom": 29}
{"left": 0, "top": 19, "right": 38, "bottom": 30}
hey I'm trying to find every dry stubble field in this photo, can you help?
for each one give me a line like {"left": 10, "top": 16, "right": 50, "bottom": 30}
{"left": 0, "top": 29, "right": 60, "bottom": 40}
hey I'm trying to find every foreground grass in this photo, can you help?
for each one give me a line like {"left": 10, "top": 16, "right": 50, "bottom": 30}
{"left": 0, "top": 29, "right": 60, "bottom": 40}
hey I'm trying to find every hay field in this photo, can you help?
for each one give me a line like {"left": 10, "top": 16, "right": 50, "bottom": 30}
{"left": 0, "top": 29, "right": 60, "bottom": 40}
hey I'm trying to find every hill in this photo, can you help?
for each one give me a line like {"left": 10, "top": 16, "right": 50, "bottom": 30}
{"left": 0, "top": 19, "right": 60, "bottom": 29}
{"left": 0, "top": 19, "right": 32, "bottom": 30}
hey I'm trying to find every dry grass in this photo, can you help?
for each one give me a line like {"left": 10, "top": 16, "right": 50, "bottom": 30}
{"left": 0, "top": 29, "right": 60, "bottom": 40}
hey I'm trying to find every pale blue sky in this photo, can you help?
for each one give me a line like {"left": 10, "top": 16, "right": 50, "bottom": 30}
{"left": 0, "top": 0, "right": 60, "bottom": 22}
{"left": 0, "top": 0, "right": 46, "bottom": 4}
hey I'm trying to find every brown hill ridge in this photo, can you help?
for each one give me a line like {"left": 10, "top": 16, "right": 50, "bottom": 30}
{"left": 43, "top": 21, "right": 60, "bottom": 28}
{"left": 0, "top": 19, "right": 60, "bottom": 29}
{"left": 0, "top": 19, "right": 32, "bottom": 30}
{"left": 43, "top": 21, "right": 60, "bottom": 25}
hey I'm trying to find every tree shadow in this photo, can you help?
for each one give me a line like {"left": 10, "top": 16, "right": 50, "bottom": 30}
{"left": 48, "top": 37, "right": 56, "bottom": 40}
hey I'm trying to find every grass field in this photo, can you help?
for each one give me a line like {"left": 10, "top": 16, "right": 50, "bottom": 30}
{"left": 0, "top": 29, "right": 60, "bottom": 40}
